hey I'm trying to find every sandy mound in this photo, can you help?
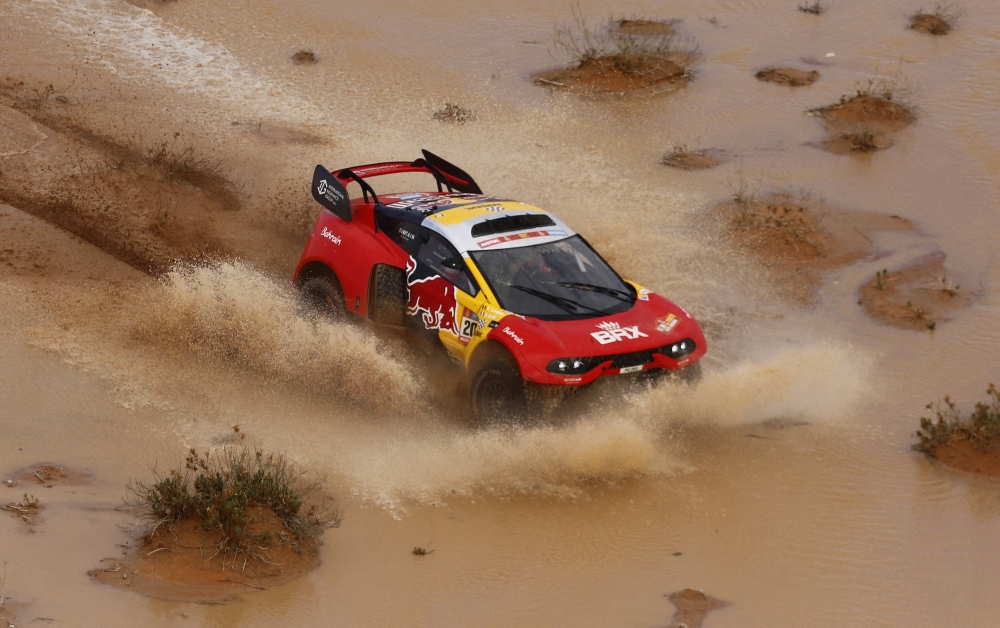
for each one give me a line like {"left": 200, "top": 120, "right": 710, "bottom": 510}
{"left": 714, "top": 193, "right": 913, "bottom": 303}
{"left": 662, "top": 148, "right": 726, "bottom": 170}
{"left": 857, "top": 253, "right": 969, "bottom": 331}
{"left": 533, "top": 55, "right": 690, "bottom": 97}
{"left": 810, "top": 93, "right": 914, "bottom": 154}
{"left": 665, "top": 589, "right": 726, "bottom": 628}
{"left": 931, "top": 435, "right": 1000, "bottom": 476}
{"left": 755, "top": 67, "right": 819, "bottom": 87}
{"left": 909, "top": 13, "right": 952, "bottom": 35}
{"left": 9, "top": 463, "right": 91, "bottom": 487}
{"left": 91, "top": 447, "right": 339, "bottom": 602}
{"left": 91, "top": 507, "right": 320, "bottom": 602}
{"left": 813, "top": 95, "right": 913, "bottom": 128}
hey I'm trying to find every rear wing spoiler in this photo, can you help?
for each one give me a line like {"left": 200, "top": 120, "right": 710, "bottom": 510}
{"left": 311, "top": 150, "right": 481, "bottom": 223}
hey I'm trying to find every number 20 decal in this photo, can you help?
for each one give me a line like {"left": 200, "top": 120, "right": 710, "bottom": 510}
{"left": 461, "top": 318, "right": 477, "bottom": 338}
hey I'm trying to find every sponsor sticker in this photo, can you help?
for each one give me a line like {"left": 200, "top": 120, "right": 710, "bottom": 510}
{"left": 385, "top": 193, "right": 489, "bottom": 210}
{"left": 638, "top": 288, "right": 651, "bottom": 301}
{"left": 656, "top": 314, "right": 678, "bottom": 334}
{"left": 320, "top": 226, "right": 341, "bottom": 245}
{"left": 405, "top": 256, "right": 458, "bottom": 334}
{"left": 477, "top": 230, "right": 568, "bottom": 248}
{"left": 458, "top": 310, "right": 479, "bottom": 345}
{"left": 590, "top": 321, "right": 648, "bottom": 345}
{"left": 502, "top": 327, "right": 525, "bottom": 346}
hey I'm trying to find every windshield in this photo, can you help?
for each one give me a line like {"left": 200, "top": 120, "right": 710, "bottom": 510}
{"left": 469, "top": 235, "right": 635, "bottom": 320}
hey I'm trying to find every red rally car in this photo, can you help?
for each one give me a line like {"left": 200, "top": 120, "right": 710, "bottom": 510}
{"left": 294, "top": 150, "right": 706, "bottom": 423}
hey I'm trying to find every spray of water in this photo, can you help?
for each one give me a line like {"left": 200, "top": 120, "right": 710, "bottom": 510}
{"left": 133, "top": 260, "right": 420, "bottom": 412}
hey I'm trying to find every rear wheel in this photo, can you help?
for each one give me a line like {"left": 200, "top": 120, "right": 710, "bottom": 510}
{"left": 370, "top": 264, "right": 407, "bottom": 326}
{"left": 301, "top": 274, "right": 346, "bottom": 319}
{"left": 470, "top": 349, "right": 529, "bottom": 426}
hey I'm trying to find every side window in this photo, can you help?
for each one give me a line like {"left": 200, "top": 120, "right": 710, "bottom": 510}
{"left": 417, "top": 228, "right": 480, "bottom": 295}
{"left": 377, "top": 215, "right": 422, "bottom": 255}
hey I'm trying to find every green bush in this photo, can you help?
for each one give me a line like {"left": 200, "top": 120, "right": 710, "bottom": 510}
{"left": 915, "top": 384, "right": 1000, "bottom": 454}
{"left": 128, "top": 446, "right": 339, "bottom": 562}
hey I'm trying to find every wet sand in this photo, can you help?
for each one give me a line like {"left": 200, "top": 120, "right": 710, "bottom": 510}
{"left": 3, "top": 0, "right": 1000, "bottom": 626}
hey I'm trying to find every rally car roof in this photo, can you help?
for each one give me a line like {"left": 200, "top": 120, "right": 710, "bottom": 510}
{"left": 311, "top": 151, "right": 575, "bottom": 252}
{"left": 377, "top": 193, "right": 576, "bottom": 253}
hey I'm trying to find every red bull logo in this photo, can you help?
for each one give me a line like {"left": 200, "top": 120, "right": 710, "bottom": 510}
{"left": 405, "top": 256, "right": 458, "bottom": 334}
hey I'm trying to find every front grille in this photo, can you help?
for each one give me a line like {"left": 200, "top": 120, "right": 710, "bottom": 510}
{"left": 611, "top": 349, "right": 655, "bottom": 369}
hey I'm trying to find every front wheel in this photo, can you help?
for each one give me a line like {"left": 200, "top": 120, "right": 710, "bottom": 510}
{"left": 469, "top": 351, "right": 529, "bottom": 426}
{"left": 301, "top": 275, "right": 346, "bottom": 319}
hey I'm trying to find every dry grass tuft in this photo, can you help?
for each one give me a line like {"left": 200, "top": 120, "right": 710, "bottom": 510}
{"left": 661, "top": 146, "right": 724, "bottom": 170}
{"left": 291, "top": 50, "right": 318, "bottom": 65}
{"left": 836, "top": 123, "right": 885, "bottom": 153}
{"left": 433, "top": 103, "right": 475, "bottom": 124}
{"left": 755, "top": 67, "right": 819, "bottom": 87}
{"left": 849, "top": 74, "right": 916, "bottom": 107}
{"left": 723, "top": 179, "right": 827, "bottom": 255}
{"left": 909, "top": 4, "right": 962, "bottom": 35}
{"left": 798, "top": 1, "right": 825, "bottom": 15}
{"left": 550, "top": 6, "right": 697, "bottom": 76}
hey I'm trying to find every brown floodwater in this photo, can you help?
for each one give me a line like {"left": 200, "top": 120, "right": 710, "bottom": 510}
{"left": 2, "top": 0, "right": 1000, "bottom": 626}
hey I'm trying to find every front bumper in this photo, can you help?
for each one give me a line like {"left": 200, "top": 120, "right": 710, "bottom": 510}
{"left": 519, "top": 341, "right": 705, "bottom": 386}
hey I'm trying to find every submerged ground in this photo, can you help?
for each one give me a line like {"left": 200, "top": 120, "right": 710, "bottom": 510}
{"left": 2, "top": 0, "right": 1000, "bottom": 626}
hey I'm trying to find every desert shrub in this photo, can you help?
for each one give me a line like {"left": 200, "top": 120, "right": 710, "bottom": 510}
{"left": 433, "top": 103, "right": 474, "bottom": 124}
{"left": 798, "top": 1, "right": 824, "bottom": 15}
{"left": 837, "top": 124, "right": 882, "bottom": 152}
{"left": 551, "top": 6, "right": 696, "bottom": 75}
{"left": 915, "top": 384, "right": 1000, "bottom": 453}
{"left": 291, "top": 50, "right": 318, "bottom": 65}
{"left": 128, "top": 446, "right": 340, "bottom": 560}
{"left": 909, "top": 5, "right": 962, "bottom": 35}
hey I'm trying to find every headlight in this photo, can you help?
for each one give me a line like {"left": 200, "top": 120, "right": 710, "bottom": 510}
{"left": 546, "top": 356, "right": 603, "bottom": 375}
{"left": 657, "top": 339, "right": 696, "bottom": 360}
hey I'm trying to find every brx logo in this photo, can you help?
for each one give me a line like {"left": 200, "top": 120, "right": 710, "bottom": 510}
{"left": 591, "top": 322, "right": 647, "bottom": 345}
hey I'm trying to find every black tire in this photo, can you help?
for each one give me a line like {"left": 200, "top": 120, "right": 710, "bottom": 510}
{"left": 301, "top": 274, "right": 346, "bottom": 319}
{"left": 469, "top": 349, "right": 529, "bottom": 426}
{"left": 370, "top": 264, "right": 407, "bottom": 326}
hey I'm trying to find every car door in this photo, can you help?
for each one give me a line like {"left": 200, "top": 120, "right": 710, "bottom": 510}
{"left": 406, "top": 227, "right": 482, "bottom": 358}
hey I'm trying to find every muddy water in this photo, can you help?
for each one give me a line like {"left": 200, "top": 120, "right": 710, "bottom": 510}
{"left": 2, "top": 0, "right": 1000, "bottom": 626}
